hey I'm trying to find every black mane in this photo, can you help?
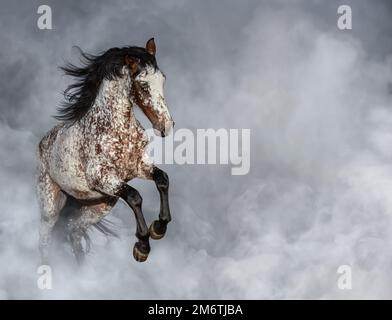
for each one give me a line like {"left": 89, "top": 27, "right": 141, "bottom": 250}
{"left": 56, "top": 46, "right": 158, "bottom": 123}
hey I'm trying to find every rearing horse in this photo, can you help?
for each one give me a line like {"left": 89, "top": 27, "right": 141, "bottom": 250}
{"left": 37, "top": 38, "right": 174, "bottom": 263}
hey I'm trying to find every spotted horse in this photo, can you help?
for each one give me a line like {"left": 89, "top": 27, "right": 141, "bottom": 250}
{"left": 37, "top": 38, "right": 174, "bottom": 263}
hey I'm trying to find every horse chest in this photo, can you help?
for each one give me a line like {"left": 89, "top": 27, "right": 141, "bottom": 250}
{"left": 86, "top": 122, "right": 149, "bottom": 179}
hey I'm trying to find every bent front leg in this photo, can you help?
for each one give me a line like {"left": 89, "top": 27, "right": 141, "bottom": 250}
{"left": 116, "top": 184, "right": 150, "bottom": 262}
{"left": 93, "top": 174, "right": 150, "bottom": 262}
{"left": 149, "top": 167, "right": 171, "bottom": 240}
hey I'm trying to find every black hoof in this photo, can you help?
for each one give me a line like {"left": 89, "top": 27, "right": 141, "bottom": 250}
{"left": 133, "top": 241, "right": 150, "bottom": 262}
{"left": 149, "top": 220, "right": 167, "bottom": 240}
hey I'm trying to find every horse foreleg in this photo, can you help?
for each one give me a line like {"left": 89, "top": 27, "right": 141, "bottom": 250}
{"left": 139, "top": 165, "right": 171, "bottom": 240}
{"left": 116, "top": 184, "right": 150, "bottom": 262}
{"left": 37, "top": 171, "right": 66, "bottom": 264}
{"left": 93, "top": 176, "right": 150, "bottom": 262}
{"left": 150, "top": 167, "right": 171, "bottom": 240}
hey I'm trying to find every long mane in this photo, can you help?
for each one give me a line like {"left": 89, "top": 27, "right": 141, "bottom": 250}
{"left": 56, "top": 46, "right": 158, "bottom": 123}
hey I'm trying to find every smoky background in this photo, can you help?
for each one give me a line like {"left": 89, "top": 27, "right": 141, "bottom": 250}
{"left": 0, "top": 0, "right": 392, "bottom": 298}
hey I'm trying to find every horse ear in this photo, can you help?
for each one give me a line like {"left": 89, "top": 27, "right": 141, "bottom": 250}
{"left": 125, "top": 56, "right": 140, "bottom": 76}
{"left": 146, "top": 38, "right": 156, "bottom": 56}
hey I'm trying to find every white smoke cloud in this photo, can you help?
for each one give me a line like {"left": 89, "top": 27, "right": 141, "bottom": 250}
{"left": 0, "top": 0, "right": 392, "bottom": 299}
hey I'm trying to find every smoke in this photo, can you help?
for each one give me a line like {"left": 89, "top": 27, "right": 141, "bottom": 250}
{"left": 0, "top": 0, "right": 392, "bottom": 299}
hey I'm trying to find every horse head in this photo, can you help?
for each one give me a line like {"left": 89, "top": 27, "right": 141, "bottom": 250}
{"left": 126, "top": 38, "right": 174, "bottom": 137}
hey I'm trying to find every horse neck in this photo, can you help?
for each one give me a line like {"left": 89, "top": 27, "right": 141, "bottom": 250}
{"left": 89, "top": 69, "right": 139, "bottom": 129}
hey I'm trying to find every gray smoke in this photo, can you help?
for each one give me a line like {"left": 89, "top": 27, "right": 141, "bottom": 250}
{"left": 0, "top": 0, "right": 392, "bottom": 299}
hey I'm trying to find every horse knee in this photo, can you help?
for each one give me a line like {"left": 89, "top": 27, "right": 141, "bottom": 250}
{"left": 128, "top": 189, "right": 142, "bottom": 208}
{"left": 153, "top": 168, "right": 169, "bottom": 191}
{"left": 117, "top": 184, "right": 142, "bottom": 208}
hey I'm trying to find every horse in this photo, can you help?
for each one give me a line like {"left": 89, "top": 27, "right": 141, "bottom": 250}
{"left": 37, "top": 38, "right": 174, "bottom": 263}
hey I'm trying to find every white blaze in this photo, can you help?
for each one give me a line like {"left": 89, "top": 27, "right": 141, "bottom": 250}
{"left": 135, "top": 65, "right": 173, "bottom": 134}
